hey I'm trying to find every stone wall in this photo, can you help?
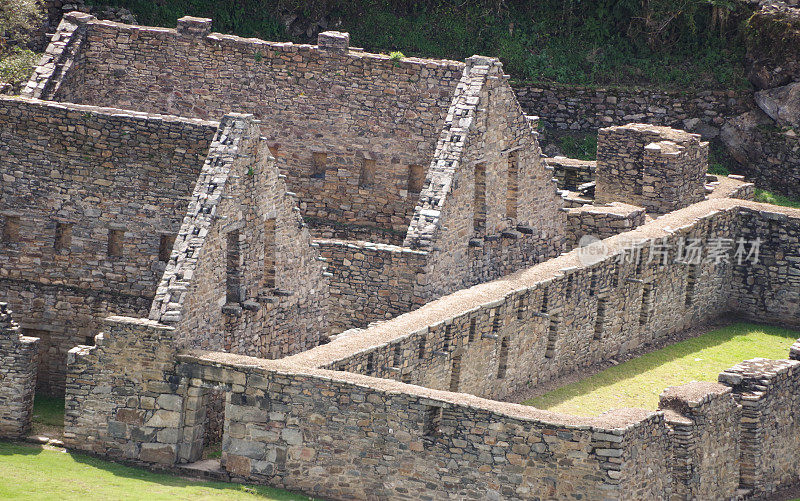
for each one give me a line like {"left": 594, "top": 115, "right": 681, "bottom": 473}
{"left": 513, "top": 81, "right": 752, "bottom": 134}
{"left": 544, "top": 156, "right": 596, "bottom": 190}
{"left": 177, "top": 351, "right": 672, "bottom": 500}
{"left": 719, "top": 358, "right": 800, "bottom": 497}
{"left": 148, "top": 114, "right": 329, "bottom": 359}
{"left": 288, "top": 200, "right": 800, "bottom": 401}
{"left": 405, "top": 56, "right": 566, "bottom": 301}
{"left": 315, "top": 239, "right": 428, "bottom": 333}
{"left": 0, "top": 96, "right": 216, "bottom": 394}
{"left": 0, "top": 279, "right": 152, "bottom": 393}
{"left": 25, "top": 14, "right": 464, "bottom": 240}
{"left": 63, "top": 316, "right": 187, "bottom": 463}
{"left": 57, "top": 198, "right": 800, "bottom": 499}
{"left": 0, "top": 304, "right": 39, "bottom": 439}
{"left": 596, "top": 124, "right": 708, "bottom": 215}
{"left": 565, "top": 203, "right": 646, "bottom": 250}
{"left": 658, "top": 382, "right": 741, "bottom": 500}
{"left": 730, "top": 206, "right": 800, "bottom": 328}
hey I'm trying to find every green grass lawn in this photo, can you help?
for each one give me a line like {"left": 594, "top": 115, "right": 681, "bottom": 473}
{"left": 0, "top": 442, "right": 314, "bottom": 501}
{"left": 755, "top": 188, "right": 800, "bottom": 209}
{"left": 525, "top": 323, "right": 799, "bottom": 416}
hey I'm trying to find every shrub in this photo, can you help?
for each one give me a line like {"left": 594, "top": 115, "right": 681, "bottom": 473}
{"left": 0, "top": 0, "right": 44, "bottom": 50}
{"left": 0, "top": 47, "right": 40, "bottom": 90}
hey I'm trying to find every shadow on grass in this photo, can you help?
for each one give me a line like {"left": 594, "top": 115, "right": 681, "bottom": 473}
{"left": 528, "top": 322, "right": 799, "bottom": 409}
{"left": 32, "top": 394, "right": 65, "bottom": 428}
{"left": 1, "top": 441, "right": 312, "bottom": 500}
{"left": 0, "top": 442, "right": 44, "bottom": 456}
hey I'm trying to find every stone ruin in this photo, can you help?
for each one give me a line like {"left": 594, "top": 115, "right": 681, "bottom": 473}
{"left": 1, "top": 12, "right": 799, "bottom": 500}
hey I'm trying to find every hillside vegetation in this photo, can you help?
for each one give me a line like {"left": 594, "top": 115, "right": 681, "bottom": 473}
{"left": 89, "top": 0, "right": 752, "bottom": 90}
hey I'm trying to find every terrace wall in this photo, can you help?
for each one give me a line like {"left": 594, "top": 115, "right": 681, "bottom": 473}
{"left": 512, "top": 82, "right": 752, "bottom": 133}
{"left": 0, "top": 96, "right": 215, "bottom": 393}
{"left": 25, "top": 14, "right": 464, "bottom": 239}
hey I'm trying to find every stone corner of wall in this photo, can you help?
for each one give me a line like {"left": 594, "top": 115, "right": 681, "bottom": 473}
{"left": 176, "top": 16, "right": 212, "bottom": 37}
{"left": 63, "top": 11, "right": 97, "bottom": 24}
{"left": 658, "top": 381, "right": 732, "bottom": 417}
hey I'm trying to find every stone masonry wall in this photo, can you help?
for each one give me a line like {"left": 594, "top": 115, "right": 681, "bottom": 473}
{"left": 288, "top": 199, "right": 747, "bottom": 400}
{"left": 405, "top": 56, "right": 566, "bottom": 302}
{"left": 177, "top": 351, "right": 672, "bottom": 500}
{"left": 658, "top": 382, "right": 741, "bottom": 500}
{"left": 596, "top": 124, "right": 708, "bottom": 215}
{"left": 513, "top": 82, "right": 752, "bottom": 134}
{"left": 565, "top": 203, "right": 647, "bottom": 250}
{"left": 0, "top": 96, "right": 215, "bottom": 394}
{"left": 148, "top": 114, "right": 329, "bottom": 359}
{"left": 58, "top": 199, "right": 800, "bottom": 499}
{"left": 0, "top": 304, "right": 39, "bottom": 439}
{"left": 315, "top": 239, "right": 428, "bottom": 333}
{"left": 63, "top": 316, "right": 190, "bottom": 464}
{"left": 0, "top": 279, "right": 152, "bottom": 394}
{"left": 26, "top": 15, "right": 464, "bottom": 239}
{"left": 730, "top": 206, "right": 800, "bottom": 328}
{"left": 544, "top": 156, "right": 596, "bottom": 190}
{"left": 719, "top": 358, "right": 800, "bottom": 497}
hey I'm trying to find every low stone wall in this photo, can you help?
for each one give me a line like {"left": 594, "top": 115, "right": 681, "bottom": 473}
{"left": 0, "top": 278, "right": 151, "bottom": 394}
{"left": 315, "top": 239, "right": 428, "bottom": 332}
{"left": 719, "top": 358, "right": 800, "bottom": 496}
{"left": 513, "top": 81, "right": 752, "bottom": 134}
{"left": 178, "top": 351, "right": 672, "bottom": 500}
{"left": 0, "top": 304, "right": 39, "bottom": 439}
{"left": 565, "top": 203, "right": 646, "bottom": 249}
{"left": 658, "top": 382, "right": 741, "bottom": 500}
{"left": 544, "top": 156, "right": 596, "bottom": 190}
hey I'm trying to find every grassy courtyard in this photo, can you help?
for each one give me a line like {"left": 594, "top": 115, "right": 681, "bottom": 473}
{"left": 0, "top": 442, "right": 313, "bottom": 501}
{"left": 525, "top": 323, "right": 799, "bottom": 416}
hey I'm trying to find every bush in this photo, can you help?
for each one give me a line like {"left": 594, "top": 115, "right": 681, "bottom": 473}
{"left": 0, "top": 0, "right": 44, "bottom": 50}
{"left": 0, "top": 47, "right": 40, "bottom": 90}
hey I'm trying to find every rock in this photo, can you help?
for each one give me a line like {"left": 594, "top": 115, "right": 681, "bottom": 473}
{"left": 746, "top": 2, "right": 800, "bottom": 89}
{"left": 755, "top": 82, "right": 800, "bottom": 127}
{"left": 720, "top": 109, "right": 773, "bottom": 165}
{"left": 542, "top": 143, "right": 563, "bottom": 158}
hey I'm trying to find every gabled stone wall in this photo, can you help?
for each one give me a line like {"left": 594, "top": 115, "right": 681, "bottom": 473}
{"left": 25, "top": 15, "right": 464, "bottom": 239}
{"left": 149, "top": 114, "right": 329, "bottom": 359}
{"left": 0, "top": 304, "right": 39, "bottom": 439}
{"left": 0, "top": 96, "right": 216, "bottom": 394}
{"left": 405, "top": 56, "right": 566, "bottom": 301}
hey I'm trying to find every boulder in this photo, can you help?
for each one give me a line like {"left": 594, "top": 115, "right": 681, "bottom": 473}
{"left": 755, "top": 82, "right": 800, "bottom": 126}
{"left": 720, "top": 109, "right": 773, "bottom": 165}
{"left": 746, "top": 2, "right": 800, "bottom": 89}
